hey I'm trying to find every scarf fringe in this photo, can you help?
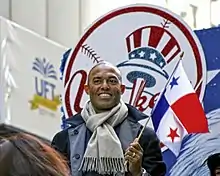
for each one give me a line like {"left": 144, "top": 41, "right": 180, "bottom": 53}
{"left": 79, "top": 157, "right": 127, "bottom": 175}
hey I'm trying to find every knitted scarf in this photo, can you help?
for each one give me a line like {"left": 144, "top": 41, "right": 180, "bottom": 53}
{"left": 80, "top": 100, "right": 128, "bottom": 175}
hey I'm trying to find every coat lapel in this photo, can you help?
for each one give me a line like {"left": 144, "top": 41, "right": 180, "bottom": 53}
{"left": 117, "top": 118, "right": 142, "bottom": 151}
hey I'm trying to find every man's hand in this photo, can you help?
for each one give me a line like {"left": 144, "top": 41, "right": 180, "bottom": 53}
{"left": 125, "top": 138, "right": 143, "bottom": 176}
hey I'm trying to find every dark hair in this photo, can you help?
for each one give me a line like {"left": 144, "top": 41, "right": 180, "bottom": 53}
{"left": 207, "top": 153, "right": 220, "bottom": 176}
{"left": 0, "top": 124, "right": 50, "bottom": 144}
{"left": 0, "top": 133, "right": 70, "bottom": 176}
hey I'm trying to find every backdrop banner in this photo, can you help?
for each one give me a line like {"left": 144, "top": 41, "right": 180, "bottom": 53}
{"left": 60, "top": 4, "right": 220, "bottom": 176}
{"left": 0, "top": 17, "right": 67, "bottom": 140}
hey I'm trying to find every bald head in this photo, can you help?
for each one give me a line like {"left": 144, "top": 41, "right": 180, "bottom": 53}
{"left": 87, "top": 61, "right": 122, "bottom": 84}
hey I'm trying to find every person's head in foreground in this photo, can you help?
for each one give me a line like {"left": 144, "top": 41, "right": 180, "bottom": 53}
{"left": 0, "top": 133, "right": 70, "bottom": 176}
{"left": 207, "top": 153, "right": 220, "bottom": 176}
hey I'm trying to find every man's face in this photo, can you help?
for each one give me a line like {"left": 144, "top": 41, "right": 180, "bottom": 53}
{"left": 84, "top": 64, "right": 125, "bottom": 113}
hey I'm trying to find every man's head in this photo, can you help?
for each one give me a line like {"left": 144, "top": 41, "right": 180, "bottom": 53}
{"left": 84, "top": 61, "right": 125, "bottom": 113}
{"left": 207, "top": 153, "right": 220, "bottom": 176}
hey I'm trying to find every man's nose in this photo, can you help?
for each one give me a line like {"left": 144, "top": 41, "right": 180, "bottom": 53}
{"left": 100, "top": 80, "right": 109, "bottom": 90}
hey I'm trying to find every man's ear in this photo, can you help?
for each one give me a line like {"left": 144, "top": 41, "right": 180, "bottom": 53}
{"left": 120, "top": 84, "right": 125, "bottom": 94}
{"left": 84, "top": 84, "right": 89, "bottom": 94}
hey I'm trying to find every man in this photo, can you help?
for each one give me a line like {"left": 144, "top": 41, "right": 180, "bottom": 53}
{"left": 207, "top": 153, "right": 220, "bottom": 176}
{"left": 52, "top": 61, "right": 166, "bottom": 176}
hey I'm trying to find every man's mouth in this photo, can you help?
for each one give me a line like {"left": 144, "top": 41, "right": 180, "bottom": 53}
{"left": 98, "top": 93, "right": 112, "bottom": 98}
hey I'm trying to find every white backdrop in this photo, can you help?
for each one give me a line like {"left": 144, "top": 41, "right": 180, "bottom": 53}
{"left": 0, "top": 17, "right": 67, "bottom": 140}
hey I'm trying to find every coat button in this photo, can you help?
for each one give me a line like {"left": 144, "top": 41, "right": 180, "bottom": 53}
{"left": 73, "top": 129, "right": 79, "bottom": 135}
{"left": 71, "top": 129, "right": 78, "bottom": 136}
{"left": 74, "top": 154, "right": 80, "bottom": 159}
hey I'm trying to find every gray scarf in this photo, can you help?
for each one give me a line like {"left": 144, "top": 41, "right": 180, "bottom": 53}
{"left": 80, "top": 100, "right": 128, "bottom": 175}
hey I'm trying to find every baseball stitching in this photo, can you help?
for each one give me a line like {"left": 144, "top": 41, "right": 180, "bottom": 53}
{"left": 161, "top": 19, "right": 171, "bottom": 28}
{"left": 81, "top": 44, "right": 103, "bottom": 64}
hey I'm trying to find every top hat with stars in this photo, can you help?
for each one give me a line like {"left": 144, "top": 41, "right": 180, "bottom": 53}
{"left": 117, "top": 25, "right": 181, "bottom": 90}
{"left": 126, "top": 25, "right": 181, "bottom": 69}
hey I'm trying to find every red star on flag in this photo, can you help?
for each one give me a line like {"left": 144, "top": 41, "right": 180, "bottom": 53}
{"left": 167, "top": 127, "right": 180, "bottom": 142}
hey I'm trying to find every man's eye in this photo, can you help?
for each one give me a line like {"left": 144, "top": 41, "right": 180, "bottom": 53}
{"left": 93, "top": 80, "right": 101, "bottom": 84}
{"left": 109, "top": 79, "right": 118, "bottom": 84}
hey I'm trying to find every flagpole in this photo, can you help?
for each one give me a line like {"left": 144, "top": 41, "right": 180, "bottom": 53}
{"left": 134, "top": 51, "right": 185, "bottom": 140}
{"left": 137, "top": 117, "right": 151, "bottom": 141}
{"left": 163, "top": 51, "right": 184, "bottom": 89}
{"left": 151, "top": 51, "right": 184, "bottom": 116}
{"left": 194, "top": 77, "right": 203, "bottom": 92}
{"left": 137, "top": 51, "right": 204, "bottom": 144}
{"left": 124, "top": 52, "right": 185, "bottom": 167}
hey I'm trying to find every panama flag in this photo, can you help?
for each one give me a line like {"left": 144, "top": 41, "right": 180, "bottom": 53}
{"left": 151, "top": 60, "right": 209, "bottom": 156}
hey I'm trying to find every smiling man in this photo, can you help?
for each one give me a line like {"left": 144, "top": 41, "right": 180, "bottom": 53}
{"left": 52, "top": 61, "right": 166, "bottom": 176}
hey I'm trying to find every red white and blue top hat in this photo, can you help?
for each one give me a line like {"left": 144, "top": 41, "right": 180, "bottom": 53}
{"left": 126, "top": 25, "right": 181, "bottom": 69}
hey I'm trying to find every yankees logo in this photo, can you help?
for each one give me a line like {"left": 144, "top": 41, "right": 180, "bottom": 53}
{"left": 61, "top": 4, "right": 207, "bottom": 127}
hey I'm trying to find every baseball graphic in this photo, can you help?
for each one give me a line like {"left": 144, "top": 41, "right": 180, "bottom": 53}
{"left": 62, "top": 4, "right": 207, "bottom": 131}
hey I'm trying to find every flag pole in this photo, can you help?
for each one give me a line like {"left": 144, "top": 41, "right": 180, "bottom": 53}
{"left": 163, "top": 51, "right": 184, "bottom": 89}
{"left": 138, "top": 52, "right": 185, "bottom": 138}
{"left": 151, "top": 52, "right": 184, "bottom": 116}
{"left": 194, "top": 77, "right": 203, "bottom": 92}
{"left": 135, "top": 51, "right": 204, "bottom": 142}
{"left": 124, "top": 52, "right": 185, "bottom": 167}
{"left": 137, "top": 116, "right": 151, "bottom": 140}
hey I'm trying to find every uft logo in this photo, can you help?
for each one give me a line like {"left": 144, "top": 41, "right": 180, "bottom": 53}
{"left": 29, "top": 58, "right": 60, "bottom": 111}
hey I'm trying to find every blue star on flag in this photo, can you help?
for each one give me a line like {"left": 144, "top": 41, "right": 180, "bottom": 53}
{"left": 170, "top": 76, "right": 180, "bottom": 89}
